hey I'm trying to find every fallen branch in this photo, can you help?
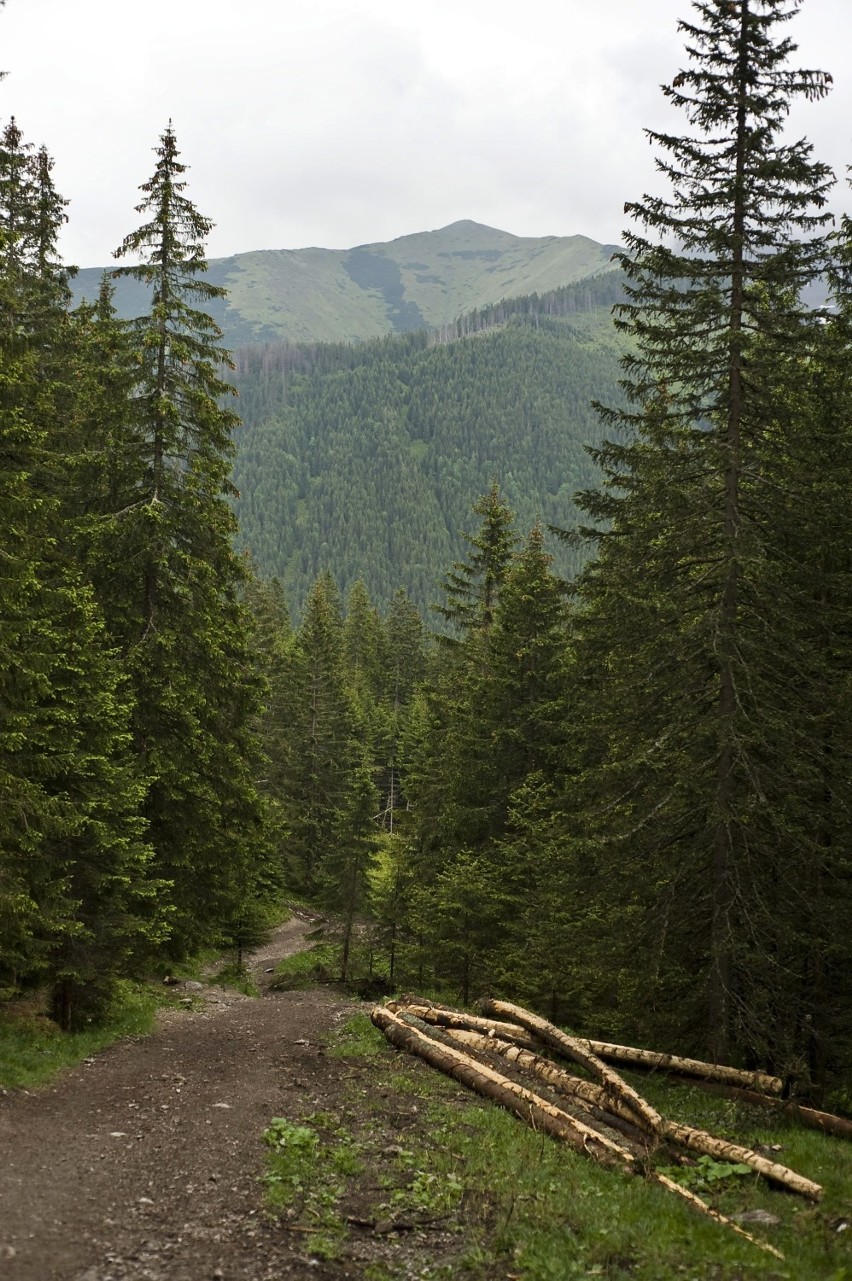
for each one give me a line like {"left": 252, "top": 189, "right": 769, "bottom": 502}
{"left": 651, "top": 1174, "right": 784, "bottom": 1260}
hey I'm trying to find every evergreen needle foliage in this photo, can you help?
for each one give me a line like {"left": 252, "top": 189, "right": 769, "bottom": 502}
{"left": 569, "top": 0, "right": 851, "bottom": 1087}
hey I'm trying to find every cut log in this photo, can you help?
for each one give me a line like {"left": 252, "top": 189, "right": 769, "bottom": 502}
{"left": 684, "top": 1080, "right": 852, "bottom": 1142}
{"left": 583, "top": 1040, "right": 782, "bottom": 1096}
{"left": 482, "top": 998, "right": 667, "bottom": 1138}
{"left": 445, "top": 1028, "right": 821, "bottom": 1201}
{"left": 389, "top": 1001, "right": 541, "bottom": 1050}
{"left": 370, "top": 1005, "right": 636, "bottom": 1169}
{"left": 443, "top": 1028, "right": 650, "bottom": 1146}
{"left": 373, "top": 1005, "right": 783, "bottom": 1259}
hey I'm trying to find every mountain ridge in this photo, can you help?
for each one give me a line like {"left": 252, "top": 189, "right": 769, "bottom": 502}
{"left": 70, "top": 220, "right": 621, "bottom": 347}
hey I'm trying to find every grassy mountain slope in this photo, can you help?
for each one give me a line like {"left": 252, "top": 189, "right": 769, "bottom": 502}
{"left": 231, "top": 275, "right": 626, "bottom": 616}
{"left": 71, "top": 220, "right": 620, "bottom": 346}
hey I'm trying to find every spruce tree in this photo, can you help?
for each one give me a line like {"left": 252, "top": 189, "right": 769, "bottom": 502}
{"left": 572, "top": 0, "right": 836, "bottom": 1066}
{"left": 434, "top": 482, "right": 518, "bottom": 637}
{"left": 280, "top": 572, "right": 353, "bottom": 896}
{"left": 105, "top": 124, "right": 269, "bottom": 955}
{"left": 0, "top": 121, "right": 159, "bottom": 1021}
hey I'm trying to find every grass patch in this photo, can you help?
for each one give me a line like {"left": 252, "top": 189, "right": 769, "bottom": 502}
{"left": 261, "top": 1114, "right": 361, "bottom": 1260}
{"left": 328, "top": 1011, "right": 388, "bottom": 1060}
{"left": 0, "top": 981, "right": 163, "bottom": 1089}
{"left": 209, "top": 962, "right": 259, "bottom": 996}
{"left": 269, "top": 939, "right": 339, "bottom": 990}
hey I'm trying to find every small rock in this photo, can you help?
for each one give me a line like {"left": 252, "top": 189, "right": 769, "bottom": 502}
{"left": 211, "top": 1102, "right": 231, "bottom": 1109}
{"left": 137, "top": 1197, "right": 154, "bottom": 1205}
{"left": 1, "top": 1246, "right": 16, "bottom": 1260}
{"left": 294, "top": 1038, "right": 310, "bottom": 1046}
{"left": 109, "top": 1132, "right": 128, "bottom": 1138}
{"left": 733, "top": 1209, "right": 780, "bottom": 1227}
{"left": 183, "top": 981, "right": 204, "bottom": 991}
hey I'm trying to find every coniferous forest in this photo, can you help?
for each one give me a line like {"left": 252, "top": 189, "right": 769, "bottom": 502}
{"left": 3, "top": 0, "right": 852, "bottom": 1115}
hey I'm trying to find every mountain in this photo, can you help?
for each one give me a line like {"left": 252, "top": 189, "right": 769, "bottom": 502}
{"left": 70, "top": 220, "right": 621, "bottom": 347}
{"left": 230, "top": 274, "right": 627, "bottom": 617}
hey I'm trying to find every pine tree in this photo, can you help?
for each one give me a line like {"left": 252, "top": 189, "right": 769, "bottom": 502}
{"left": 280, "top": 572, "right": 353, "bottom": 896}
{"left": 572, "top": 0, "right": 836, "bottom": 1066}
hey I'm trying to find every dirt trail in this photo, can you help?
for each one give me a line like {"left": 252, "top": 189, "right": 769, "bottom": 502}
{"left": 0, "top": 916, "right": 360, "bottom": 1281}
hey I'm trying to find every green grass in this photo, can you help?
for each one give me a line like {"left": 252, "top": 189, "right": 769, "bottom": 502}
{"left": 209, "top": 962, "right": 259, "bottom": 996}
{"left": 0, "top": 981, "right": 163, "bottom": 1089}
{"left": 261, "top": 1114, "right": 362, "bottom": 1260}
{"left": 269, "top": 939, "right": 339, "bottom": 990}
{"left": 328, "top": 1010, "right": 389, "bottom": 1060}
{"left": 327, "top": 1014, "right": 852, "bottom": 1281}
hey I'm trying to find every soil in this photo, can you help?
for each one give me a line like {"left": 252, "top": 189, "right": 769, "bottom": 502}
{"left": 0, "top": 917, "right": 479, "bottom": 1281}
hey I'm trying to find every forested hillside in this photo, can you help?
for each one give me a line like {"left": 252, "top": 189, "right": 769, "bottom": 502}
{"left": 230, "top": 277, "right": 626, "bottom": 615}
{"left": 71, "top": 219, "right": 621, "bottom": 347}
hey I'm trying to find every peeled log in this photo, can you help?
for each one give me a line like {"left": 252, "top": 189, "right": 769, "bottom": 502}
{"left": 370, "top": 1005, "right": 636, "bottom": 1169}
{"left": 389, "top": 1001, "right": 541, "bottom": 1050}
{"left": 443, "top": 1028, "right": 650, "bottom": 1146}
{"left": 374, "top": 1005, "right": 783, "bottom": 1259}
{"left": 584, "top": 1040, "right": 782, "bottom": 1096}
{"left": 445, "top": 1028, "right": 820, "bottom": 1201}
{"left": 482, "top": 998, "right": 667, "bottom": 1138}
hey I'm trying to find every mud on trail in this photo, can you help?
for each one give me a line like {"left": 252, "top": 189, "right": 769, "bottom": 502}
{"left": 0, "top": 918, "right": 476, "bottom": 1281}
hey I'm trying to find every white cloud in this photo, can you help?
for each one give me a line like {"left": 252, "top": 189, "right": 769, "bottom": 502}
{"left": 2, "top": 0, "right": 849, "bottom": 265}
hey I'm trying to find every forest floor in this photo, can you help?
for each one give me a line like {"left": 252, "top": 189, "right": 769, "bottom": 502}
{"left": 0, "top": 916, "right": 476, "bottom": 1281}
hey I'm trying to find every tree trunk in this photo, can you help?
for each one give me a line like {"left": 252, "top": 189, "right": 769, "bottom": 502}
{"left": 482, "top": 998, "right": 666, "bottom": 1138}
{"left": 581, "top": 1039, "right": 782, "bottom": 1095}
{"left": 371, "top": 1005, "right": 636, "bottom": 1169}
{"left": 444, "top": 1028, "right": 820, "bottom": 1200}
{"left": 390, "top": 1000, "right": 540, "bottom": 1050}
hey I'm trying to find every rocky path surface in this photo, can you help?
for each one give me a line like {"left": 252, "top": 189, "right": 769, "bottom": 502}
{"left": 0, "top": 917, "right": 360, "bottom": 1281}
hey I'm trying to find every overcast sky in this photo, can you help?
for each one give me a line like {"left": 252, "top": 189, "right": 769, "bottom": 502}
{"left": 3, "top": 0, "right": 851, "bottom": 267}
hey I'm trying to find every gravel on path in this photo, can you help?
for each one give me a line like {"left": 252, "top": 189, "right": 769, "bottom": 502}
{"left": 0, "top": 917, "right": 360, "bottom": 1281}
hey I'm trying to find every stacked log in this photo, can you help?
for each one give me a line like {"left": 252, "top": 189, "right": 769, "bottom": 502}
{"left": 372, "top": 994, "right": 839, "bottom": 1261}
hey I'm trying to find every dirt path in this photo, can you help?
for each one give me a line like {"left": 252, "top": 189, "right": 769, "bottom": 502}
{"left": 0, "top": 917, "right": 361, "bottom": 1281}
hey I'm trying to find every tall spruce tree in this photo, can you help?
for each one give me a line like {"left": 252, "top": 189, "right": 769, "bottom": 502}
{"left": 572, "top": 0, "right": 836, "bottom": 1069}
{"left": 0, "top": 121, "right": 159, "bottom": 1022}
{"left": 106, "top": 124, "right": 269, "bottom": 955}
